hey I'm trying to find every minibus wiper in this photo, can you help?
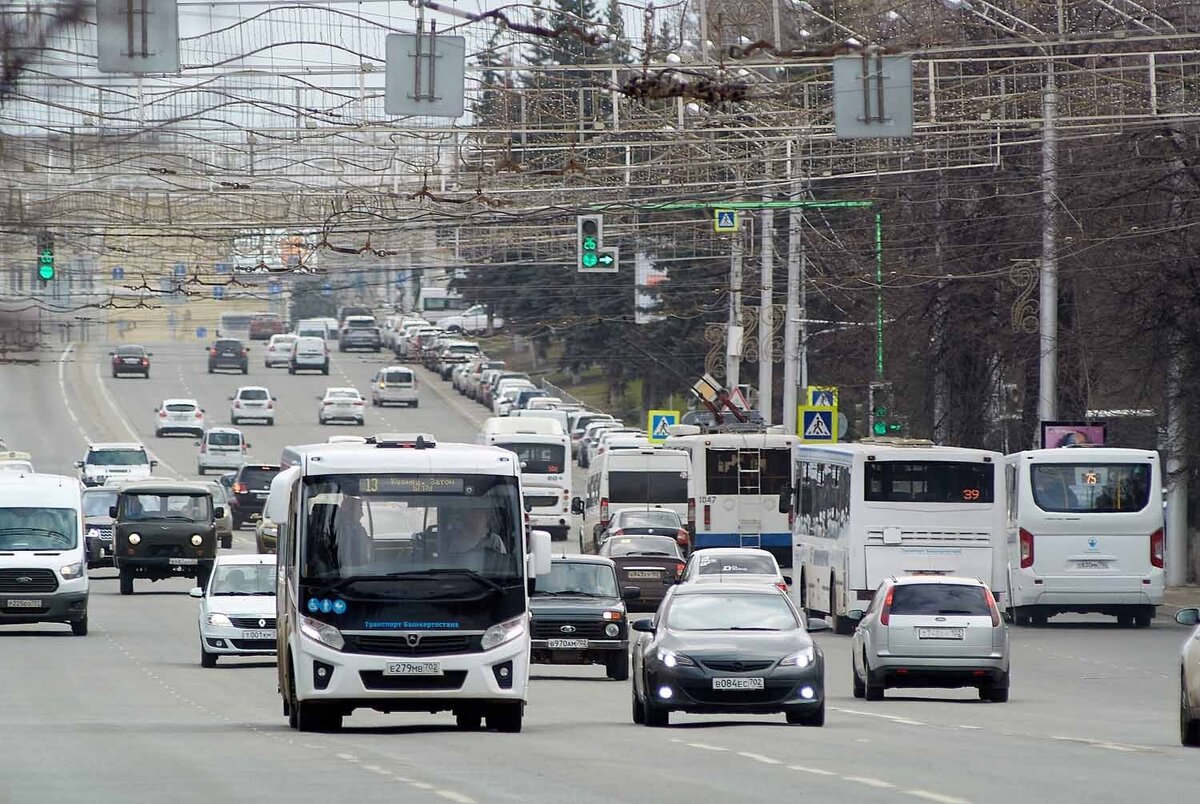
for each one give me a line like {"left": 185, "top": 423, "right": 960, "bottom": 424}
{"left": 385, "top": 569, "right": 505, "bottom": 593}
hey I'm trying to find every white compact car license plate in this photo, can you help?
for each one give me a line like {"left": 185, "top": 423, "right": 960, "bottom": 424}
{"left": 547, "top": 638, "right": 589, "bottom": 649}
{"left": 169, "top": 558, "right": 199, "bottom": 566}
{"left": 1074, "top": 560, "right": 1110, "bottom": 570}
{"left": 626, "top": 571, "right": 659, "bottom": 579}
{"left": 384, "top": 661, "right": 442, "bottom": 676}
{"left": 241, "top": 629, "right": 276, "bottom": 640}
{"left": 713, "top": 677, "right": 765, "bottom": 690}
{"left": 6, "top": 599, "right": 41, "bottom": 608}
{"left": 918, "top": 627, "right": 965, "bottom": 640}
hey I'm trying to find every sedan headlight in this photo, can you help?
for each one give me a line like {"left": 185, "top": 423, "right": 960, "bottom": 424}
{"left": 481, "top": 615, "right": 527, "bottom": 651}
{"left": 780, "top": 647, "right": 815, "bottom": 668}
{"left": 127, "top": 533, "right": 141, "bottom": 545}
{"left": 206, "top": 613, "right": 232, "bottom": 628}
{"left": 190, "top": 534, "right": 203, "bottom": 546}
{"left": 656, "top": 649, "right": 696, "bottom": 668}
{"left": 59, "top": 562, "right": 83, "bottom": 580}
{"left": 299, "top": 614, "right": 344, "bottom": 650}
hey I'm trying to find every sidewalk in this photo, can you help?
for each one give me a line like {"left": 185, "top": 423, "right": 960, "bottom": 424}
{"left": 1161, "top": 585, "right": 1199, "bottom": 616}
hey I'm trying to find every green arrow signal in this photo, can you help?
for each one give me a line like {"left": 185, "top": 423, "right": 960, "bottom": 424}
{"left": 597, "top": 253, "right": 614, "bottom": 266}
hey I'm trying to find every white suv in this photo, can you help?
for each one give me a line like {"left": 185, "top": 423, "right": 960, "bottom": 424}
{"left": 229, "top": 386, "right": 276, "bottom": 426}
{"left": 76, "top": 443, "right": 156, "bottom": 487}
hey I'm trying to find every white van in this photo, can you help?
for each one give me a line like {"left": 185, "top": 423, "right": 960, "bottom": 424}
{"left": 0, "top": 473, "right": 89, "bottom": 635}
{"left": 1003, "top": 446, "right": 1164, "bottom": 628}
{"left": 196, "top": 427, "right": 249, "bottom": 475}
{"left": 574, "top": 447, "right": 692, "bottom": 554}
{"left": 417, "top": 287, "right": 473, "bottom": 323}
{"left": 479, "top": 416, "right": 565, "bottom": 439}
{"left": 295, "top": 319, "right": 332, "bottom": 340}
{"left": 513, "top": 408, "right": 571, "bottom": 435}
{"left": 370, "top": 366, "right": 419, "bottom": 408}
{"left": 480, "top": 425, "right": 573, "bottom": 541}
{"left": 290, "top": 336, "right": 329, "bottom": 375}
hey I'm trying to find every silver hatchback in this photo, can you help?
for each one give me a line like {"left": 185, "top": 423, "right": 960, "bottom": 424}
{"left": 849, "top": 575, "right": 1010, "bottom": 703}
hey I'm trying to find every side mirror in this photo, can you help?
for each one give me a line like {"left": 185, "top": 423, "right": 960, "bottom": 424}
{"left": 245, "top": 443, "right": 252, "bottom": 449}
{"left": 108, "top": 505, "right": 118, "bottom": 518}
{"left": 570, "top": 497, "right": 585, "bottom": 515}
{"left": 846, "top": 609, "right": 865, "bottom": 622}
{"left": 213, "top": 507, "right": 225, "bottom": 519}
{"left": 188, "top": 587, "right": 203, "bottom": 599}
{"left": 108, "top": 351, "right": 115, "bottom": 356}
{"left": 149, "top": 460, "right": 158, "bottom": 469}
{"left": 806, "top": 617, "right": 832, "bottom": 633}
{"left": 1176, "top": 607, "right": 1200, "bottom": 626}
{"left": 227, "top": 397, "right": 234, "bottom": 401}
{"left": 194, "top": 441, "right": 201, "bottom": 447}
{"left": 75, "top": 461, "right": 85, "bottom": 469}
{"left": 622, "top": 586, "right": 642, "bottom": 602}
{"left": 777, "top": 484, "right": 792, "bottom": 515}
{"left": 146, "top": 352, "right": 153, "bottom": 357}
{"left": 800, "top": 486, "right": 814, "bottom": 516}
{"left": 529, "top": 529, "right": 552, "bottom": 577}
{"left": 631, "top": 618, "right": 655, "bottom": 633}
{"left": 782, "top": 575, "right": 792, "bottom": 586}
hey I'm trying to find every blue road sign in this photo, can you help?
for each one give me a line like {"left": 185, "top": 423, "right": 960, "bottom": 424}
{"left": 647, "top": 410, "right": 680, "bottom": 443}
{"left": 212, "top": 286, "right": 224, "bottom": 299}
{"left": 111, "top": 266, "right": 124, "bottom": 280}
{"left": 214, "top": 263, "right": 231, "bottom": 275}
{"left": 800, "top": 409, "right": 836, "bottom": 443}
{"left": 268, "top": 281, "right": 282, "bottom": 295}
{"left": 322, "top": 282, "right": 333, "bottom": 296}
{"left": 174, "top": 263, "right": 187, "bottom": 277}
{"left": 195, "top": 327, "right": 207, "bottom": 339}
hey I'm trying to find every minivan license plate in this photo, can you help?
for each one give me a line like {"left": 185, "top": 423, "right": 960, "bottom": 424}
{"left": 713, "top": 677, "right": 765, "bottom": 690}
{"left": 384, "top": 661, "right": 442, "bottom": 676}
{"left": 6, "top": 599, "right": 41, "bottom": 609}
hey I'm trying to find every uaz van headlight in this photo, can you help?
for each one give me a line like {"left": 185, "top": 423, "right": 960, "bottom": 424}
{"left": 780, "top": 647, "right": 815, "bottom": 668}
{"left": 481, "top": 615, "right": 526, "bottom": 650}
{"left": 300, "top": 615, "right": 344, "bottom": 650}
{"left": 127, "top": 533, "right": 141, "bottom": 545}
{"left": 190, "top": 534, "right": 203, "bottom": 546}
{"left": 59, "top": 562, "right": 83, "bottom": 580}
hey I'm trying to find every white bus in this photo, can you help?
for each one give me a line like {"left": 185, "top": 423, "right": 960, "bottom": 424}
{"left": 663, "top": 427, "right": 795, "bottom": 567}
{"left": 480, "top": 426, "right": 574, "bottom": 542}
{"left": 218, "top": 312, "right": 256, "bottom": 341}
{"left": 417, "top": 288, "right": 472, "bottom": 323}
{"left": 788, "top": 439, "right": 1005, "bottom": 634}
{"left": 275, "top": 434, "right": 551, "bottom": 733}
{"left": 1002, "top": 447, "right": 1163, "bottom": 628}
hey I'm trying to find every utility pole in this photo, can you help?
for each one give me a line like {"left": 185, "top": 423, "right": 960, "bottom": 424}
{"left": 1037, "top": 60, "right": 1059, "bottom": 425}
{"left": 1165, "top": 134, "right": 1189, "bottom": 585}
{"left": 758, "top": 186, "right": 775, "bottom": 423}
{"left": 783, "top": 204, "right": 802, "bottom": 435}
{"left": 727, "top": 226, "right": 744, "bottom": 391}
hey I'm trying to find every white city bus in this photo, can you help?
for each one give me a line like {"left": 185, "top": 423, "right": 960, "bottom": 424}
{"left": 218, "top": 312, "right": 256, "bottom": 341}
{"left": 479, "top": 424, "right": 574, "bottom": 542}
{"left": 788, "top": 439, "right": 1005, "bottom": 634}
{"left": 663, "top": 427, "right": 795, "bottom": 567}
{"left": 275, "top": 434, "right": 551, "bottom": 733}
{"left": 1002, "top": 447, "right": 1163, "bottom": 628}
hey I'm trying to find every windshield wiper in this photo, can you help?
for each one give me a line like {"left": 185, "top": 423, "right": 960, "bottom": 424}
{"left": 531, "top": 590, "right": 561, "bottom": 597}
{"left": 554, "top": 590, "right": 603, "bottom": 598}
{"left": 0, "top": 527, "right": 70, "bottom": 542}
{"left": 384, "top": 569, "right": 505, "bottom": 593}
{"left": 687, "top": 626, "right": 781, "bottom": 632}
{"left": 626, "top": 551, "right": 672, "bottom": 556}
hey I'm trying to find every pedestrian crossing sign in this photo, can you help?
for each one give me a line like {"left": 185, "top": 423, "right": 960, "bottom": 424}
{"left": 798, "top": 407, "right": 838, "bottom": 443}
{"left": 714, "top": 209, "right": 739, "bottom": 233}
{"left": 808, "top": 385, "right": 838, "bottom": 408}
{"left": 647, "top": 410, "right": 680, "bottom": 443}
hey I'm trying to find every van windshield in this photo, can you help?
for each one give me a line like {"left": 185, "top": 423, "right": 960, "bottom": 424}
{"left": 494, "top": 442, "right": 566, "bottom": 474}
{"left": 0, "top": 508, "right": 78, "bottom": 550}
{"left": 87, "top": 449, "right": 148, "bottom": 466}
{"left": 609, "top": 471, "right": 689, "bottom": 503}
{"left": 122, "top": 493, "right": 211, "bottom": 522}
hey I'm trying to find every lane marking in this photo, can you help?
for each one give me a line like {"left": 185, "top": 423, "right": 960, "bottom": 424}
{"left": 435, "top": 791, "right": 477, "bottom": 804}
{"left": 905, "top": 791, "right": 971, "bottom": 804}
{"left": 56, "top": 343, "right": 90, "bottom": 442}
{"left": 737, "top": 751, "right": 782, "bottom": 765}
{"left": 844, "top": 776, "right": 896, "bottom": 789}
{"left": 1049, "top": 736, "right": 1151, "bottom": 753}
{"left": 685, "top": 742, "right": 729, "bottom": 752}
{"left": 834, "top": 707, "right": 927, "bottom": 727}
{"left": 787, "top": 765, "right": 837, "bottom": 776}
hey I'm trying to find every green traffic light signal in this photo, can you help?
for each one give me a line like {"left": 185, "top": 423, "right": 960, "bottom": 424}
{"left": 872, "top": 422, "right": 887, "bottom": 436}
{"left": 38, "top": 248, "right": 54, "bottom": 281}
{"left": 582, "top": 252, "right": 598, "bottom": 268}
{"left": 888, "top": 422, "right": 903, "bottom": 433}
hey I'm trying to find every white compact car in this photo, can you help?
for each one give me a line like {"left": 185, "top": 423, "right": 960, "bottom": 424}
{"left": 318, "top": 387, "right": 366, "bottom": 425}
{"left": 679, "top": 548, "right": 789, "bottom": 591}
{"left": 154, "top": 398, "right": 205, "bottom": 438}
{"left": 229, "top": 386, "right": 276, "bottom": 426}
{"left": 76, "top": 443, "right": 156, "bottom": 487}
{"left": 191, "top": 553, "right": 278, "bottom": 667}
{"left": 196, "top": 427, "right": 249, "bottom": 475}
{"left": 263, "top": 334, "right": 297, "bottom": 368}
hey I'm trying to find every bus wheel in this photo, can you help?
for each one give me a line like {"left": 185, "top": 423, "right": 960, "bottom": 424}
{"left": 455, "top": 710, "right": 483, "bottom": 731}
{"left": 1012, "top": 607, "right": 1032, "bottom": 627}
{"left": 486, "top": 702, "right": 523, "bottom": 733}
{"left": 296, "top": 700, "right": 342, "bottom": 733}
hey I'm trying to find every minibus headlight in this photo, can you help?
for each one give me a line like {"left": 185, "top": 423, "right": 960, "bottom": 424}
{"left": 481, "top": 615, "right": 527, "bottom": 651}
{"left": 59, "top": 562, "right": 83, "bottom": 580}
{"left": 299, "top": 615, "right": 344, "bottom": 651}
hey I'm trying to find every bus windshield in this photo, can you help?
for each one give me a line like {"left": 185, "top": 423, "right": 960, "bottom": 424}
{"left": 1031, "top": 463, "right": 1151, "bottom": 513}
{"left": 494, "top": 442, "right": 565, "bottom": 475}
{"left": 300, "top": 474, "right": 523, "bottom": 586}
{"left": 865, "top": 461, "right": 994, "bottom": 504}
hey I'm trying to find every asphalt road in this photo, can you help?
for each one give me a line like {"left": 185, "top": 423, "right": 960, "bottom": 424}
{"left": 0, "top": 341, "right": 1196, "bottom": 804}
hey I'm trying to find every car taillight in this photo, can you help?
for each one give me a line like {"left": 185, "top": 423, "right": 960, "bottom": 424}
{"left": 267, "top": 402, "right": 274, "bottom": 409}
{"left": 984, "top": 587, "right": 1001, "bottom": 627}
{"left": 242, "top": 444, "right": 248, "bottom": 452}
{"left": 141, "top": 358, "right": 149, "bottom": 366}
{"left": 687, "top": 498, "right": 696, "bottom": 526}
{"left": 879, "top": 585, "right": 895, "bottom": 626}
{"left": 210, "top": 348, "right": 217, "bottom": 356}
{"left": 676, "top": 528, "right": 689, "bottom": 547}
{"left": 775, "top": 581, "right": 788, "bottom": 592}
{"left": 1019, "top": 528, "right": 1034, "bottom": 569}
{"left": 158, "top": 410, "right": 167, "bottom": 418}
{"left": 195, "top": 411, "right": 203, "bottom": 418}
{"left": 675, "top": 562, "right": 685, "bottom": 580}
{"left": 233, "top": 483, "right": 247, "bottom": 494}
{"left": 199, "top": 443, "right": 206, "bottom": 453}
{"left": 354, "top": 400, "right": 364, "bottom": 407}
{"left": 1151, "top": 527, "right": 1164, "bottom": 569}
{"left": 242, "top": 348, "right": 249, "bottom": 356}
{"left": 234, "top": 401, "right": 242, "bottom": 408}
{"left": 599, "top": 498, "right": 609, "bottom": 527}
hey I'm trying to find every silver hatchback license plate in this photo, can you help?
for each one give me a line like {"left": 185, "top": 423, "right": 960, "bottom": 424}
{"left": 169, "top": 558, "right": 199, "bottom": 566}
{"left": 241, "top": 629, "right": 276, "bottom": 640}
{"left": 384, "top": 661, "right": 442, "bottom": 676}
{"left": 713, "top": 677, "right": 765, "bottom": 690}
{"left": 918, "top": 627, "right": 965, "bottom": 640}
{"left": 547, "top": 638, "right": 588, "bottom": 649}
{"left": 6, "top": 599, "right": 41, "bottom": 608}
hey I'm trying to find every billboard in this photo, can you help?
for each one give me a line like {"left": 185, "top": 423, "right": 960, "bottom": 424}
{"left": 1040, "top": 421, "right": 1107, "bottom": 449}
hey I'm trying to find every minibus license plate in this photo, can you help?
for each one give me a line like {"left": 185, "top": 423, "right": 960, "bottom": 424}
{"left": 918, "top": 627, "right": 964, "bottom": 640}
{"left": 547, "top": 639, "right": 588, "bottom": 649}
{"left": 6, "top": 599, "right": 41, "bottom": 609}
{"left": 1074, "top": 560, "right": 1109, "bottom": 570}
{"left": 713, "top": 677, "right": 764, "bottom": 690}
{"left": 384, "top": 661, "right": 442, "bottom": 676}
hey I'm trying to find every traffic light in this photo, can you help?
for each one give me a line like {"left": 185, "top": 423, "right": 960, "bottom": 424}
{"left": 869, "top": 381, "right": 903, "bottom": 436}
{"left": 36, "top": 231, "right": 55, "bottom": 282}
{"left": 577, "top": 214, "right": 602, "bottom": 270}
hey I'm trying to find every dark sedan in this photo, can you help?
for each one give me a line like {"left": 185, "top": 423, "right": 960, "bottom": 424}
{"left": 208, "top": 339, "right": 249, "bottom": 374}
{"left": 110, "top": 345, "right": 152, "bottom": 378}
{"left": 631, "top": 583, "right": 829, "bottom": 727}
{"left": 598, "top": 534, "right": 686, "bottom": 610}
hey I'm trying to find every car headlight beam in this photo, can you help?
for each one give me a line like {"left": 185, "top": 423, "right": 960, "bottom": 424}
{"left": 656, "top": 649, "right": 695, "bottom": 668}
{"left": 299, "top": 614, "right": 344, "bottom": 650}
{"left": 780, "top": 647, "right": 815, "bottom": 668}
{"left": 59, "top": 562, "right": 83, "bottom": 580}
{"left": 481, "top": 615, "right": 527, "bottom": 651}
{"left": 127, "top": 533, "right": 141, "bottom": 545}
{"left": 206, "top": 613, "right": 232, "bottom": 628}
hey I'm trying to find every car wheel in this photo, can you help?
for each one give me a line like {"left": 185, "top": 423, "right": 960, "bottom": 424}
{"left": 288, "top": 366, "right": 296, "bottom": 375}
{"left": 231, "top": 416, "right": 239, "bottom": 425}
{"left": 286, "top": 661, "right": 299, "bottom": 729}
{"left": 1118, "top": 612, "right": 1135, "bottom": 628}
{"left": 454, "top": 710, "right": 483, "bottom": 731}
{"left": 119, "top": 568, "right": 134, "bottom": 596}
{"left": 632, "top": 687, "right": 645, "bottom": 724}
{"left": 322, "top": 366, "right": 329, "bottom": 375}
{"left": 1134, "top": 609, "right": 1153, "bottom": 629}
{"left": 606, "top": 650, "right": 630, "bottom": 681}
{"left": 267, "top": 418, "right": 274, "bottom": 427}
{"left": 642, "top": 693, "right": 669, "bottom": 727}
{"left": 485, "top": 702, "right": 523, "bottom": 733}
{"left": 111, "top": 371, "right": 118, "bottom": 378}
{"left": 242, "top": 366, "right": 249, "bottom": 374}
{"left": 356, "top": 418, "right": 364, "bottom": 427}
{"left": 208, "top": 366, "right": 214, "bottom": 374}
{"left": 144, "top": 371, "right": 150, "bottom": 378}
{"left": 71, "top": 616, "right": 88, "bottom": 637}
{"left": 197, "top": 466, "right": 206, "bottom": 476}
{"left": 1182, "top": 676, "right": 1200, "bottom": 746}
{"left": 852, "top": 658, "right": 866, "bottom": 699}
{"left": 785, "top": 700, "right": 824, "bottom": 726}
{"left": 295, "top": 700, "right": 342, "bottom": 732}
{"left": 981, "top": 683, "right": 1009, "bottom": 703}
{"left": 411, "top": 401, "right": 418, "bottom": 408}
{"left": 1012, "top": 607, "right": 1032, "bottom": 627}
{"left": 221, "top": 535, "right": 232, "bottom": 549}
{"left": 863, "top": 656, "right": 884, "bottom": 701}
{"left": 201, "top": 644, "right": 218, "bottom": 668}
